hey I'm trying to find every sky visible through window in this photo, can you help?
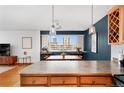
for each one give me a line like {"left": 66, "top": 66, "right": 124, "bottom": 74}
{"left": 48, "top": 35, "right": 78, "bottom": 51}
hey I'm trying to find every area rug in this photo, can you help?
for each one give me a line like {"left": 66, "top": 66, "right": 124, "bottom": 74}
{"left": 0, "top": 66, "right": 16, "bottom": 74}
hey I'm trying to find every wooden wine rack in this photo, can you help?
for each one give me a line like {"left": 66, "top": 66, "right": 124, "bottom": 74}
{"left": 109, "top": 8, "right": 119, "bottom": 43}
{"left": 108, "top": 5, "right": 124, "bottom": 44}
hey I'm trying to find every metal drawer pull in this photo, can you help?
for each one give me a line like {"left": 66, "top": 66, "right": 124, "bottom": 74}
{"left": 32, "top": 80, "right": 36, "bottom": 84}
{"left": 92, "top": 81, "right": 95, "bottom": 85}
{"left": 62, "top": 80, "right": 65, "bottom": 84}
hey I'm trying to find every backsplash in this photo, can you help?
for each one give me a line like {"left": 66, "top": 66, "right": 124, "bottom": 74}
{"left": 111, "top": 44, "right": 124, "bottom": 61}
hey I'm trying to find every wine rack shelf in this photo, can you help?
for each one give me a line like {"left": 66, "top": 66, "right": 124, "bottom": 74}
{"left": 108, "top": 5, "right": 124, "bottom": 44}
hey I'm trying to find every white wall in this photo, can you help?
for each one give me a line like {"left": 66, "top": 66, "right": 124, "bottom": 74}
{"left": 111, "top": 44, "right": 124, "bottom": 61}
{"left": 0, "top": 30, "right": 40, "bottom": 63}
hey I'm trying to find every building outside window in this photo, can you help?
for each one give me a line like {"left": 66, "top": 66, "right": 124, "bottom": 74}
{"left": 41, "top": 35, "right": 84, "bottom": 52}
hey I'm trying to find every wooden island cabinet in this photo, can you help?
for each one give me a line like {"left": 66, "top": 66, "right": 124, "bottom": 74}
{"left": 80, "top": 75, "right": 112, "bottom": 87}
{"left": 21, "top": 76, "right": 48, "bottom": 86}
{"left": 21, "top": 75, "right": 112, "bottom": 87}
{"left": 20, "top": 61, "right": 124, "bottom": 87}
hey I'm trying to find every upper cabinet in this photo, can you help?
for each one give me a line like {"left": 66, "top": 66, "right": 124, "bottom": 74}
{"left": 108, "top": 5, "right": 124, "bottom": 44}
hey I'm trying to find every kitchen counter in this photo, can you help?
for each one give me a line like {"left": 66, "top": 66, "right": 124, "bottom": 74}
{"left": 20, "top": 61, "right": 124, "bottom": 75}
{"left": 20, "top": 61, "right": 124, "bottom": 87}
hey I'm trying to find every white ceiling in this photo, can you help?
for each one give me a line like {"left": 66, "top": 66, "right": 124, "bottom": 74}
{"left": 0, "top": 5, "right": 112, "bottom": 31}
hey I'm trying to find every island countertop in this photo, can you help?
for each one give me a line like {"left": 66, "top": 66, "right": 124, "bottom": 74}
{"left": 20, "top": 61, "right": 124, "bottom": 76}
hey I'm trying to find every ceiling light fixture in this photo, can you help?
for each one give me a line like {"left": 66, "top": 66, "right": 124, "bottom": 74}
{"left": 50, "top": 5, "right": 56, "bottom": 36}
{"left": 89, "top": 4, "right": 96, "bottom": 34}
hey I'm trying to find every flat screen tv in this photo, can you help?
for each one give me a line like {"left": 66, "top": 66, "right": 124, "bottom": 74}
{"left": 0, "top": 44, "right": 10, "bottom": 56}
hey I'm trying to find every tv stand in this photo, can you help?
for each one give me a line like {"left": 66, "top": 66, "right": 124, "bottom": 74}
{"left": 0, "top": 56, "right": 17, "bottom": 65}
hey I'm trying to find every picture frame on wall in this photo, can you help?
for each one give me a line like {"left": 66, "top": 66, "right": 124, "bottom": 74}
{"left": 22, "top": 37, "right": 32, "bottom": 49}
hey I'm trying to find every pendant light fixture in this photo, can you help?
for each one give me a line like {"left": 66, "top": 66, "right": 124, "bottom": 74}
{"left": 50, "top": 5, "right": 56, "bottom": 36}
{"left": 89, "top": 4, "right": 96, "bottom": 34}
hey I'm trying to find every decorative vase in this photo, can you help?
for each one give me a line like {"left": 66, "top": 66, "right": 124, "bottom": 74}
{"left": 62, "top": 55, "right": 65, "bottom": 59}
{"left": 61, "top": 52, "right": 65, "bottom": 59}
{"left": 24, "top": 51, "right": 27, "bottom": 55}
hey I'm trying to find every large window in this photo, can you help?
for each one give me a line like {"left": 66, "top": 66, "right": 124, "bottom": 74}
{"left": 41, "top": 35, "right": 84, "bottom": 52}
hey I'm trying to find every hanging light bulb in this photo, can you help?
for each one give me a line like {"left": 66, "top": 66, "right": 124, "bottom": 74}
{"left": 50, "top": 24, "right": 56, "bottom": 35}
{"left": 89, "top": 26, "right": 96, "bottom": 34}
{"left": 89, "top": 4, "right": 96, "bottom": 34}
{"left": 50, "top": 5, "right": 56, "bottom": 36}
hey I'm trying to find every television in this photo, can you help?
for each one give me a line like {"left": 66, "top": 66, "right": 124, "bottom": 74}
{"left": 0, "top": 44, "right": 10, "bottom": 56}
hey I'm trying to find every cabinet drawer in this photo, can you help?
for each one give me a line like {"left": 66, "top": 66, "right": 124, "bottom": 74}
{"left": 80, "top": 76, "right": 112, "bottom": 85}
{"left": 51, "top": 77, "right": 77, "bottom": 85}
{"left": 21, "top": 76, "right": 47, "bottom": 85}
{"left": 80, "top": 85, "right": 108, "bottom": 87}
{"left": 51, "top": 85, "right": 78, "bottom": 87}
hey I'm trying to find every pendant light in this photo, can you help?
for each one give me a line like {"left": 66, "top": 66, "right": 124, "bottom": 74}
{"left": 50, "top": 5, "right": 56, "bottom": 36}
{"left": 89, "top": 5, "right": 96, "bottom": 34}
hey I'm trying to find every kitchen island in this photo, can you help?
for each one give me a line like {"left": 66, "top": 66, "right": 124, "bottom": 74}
{"left": 20, "top": 61, "right": 124, "bottom": 87}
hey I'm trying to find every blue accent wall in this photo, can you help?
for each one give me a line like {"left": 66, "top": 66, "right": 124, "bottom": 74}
{"left": 84, "top": 16, "right": 111, "bottom": 60}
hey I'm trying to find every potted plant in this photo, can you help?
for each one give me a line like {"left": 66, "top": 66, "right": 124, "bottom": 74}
{"left": 76, "top": 47, "right": 81, "bottom": 52}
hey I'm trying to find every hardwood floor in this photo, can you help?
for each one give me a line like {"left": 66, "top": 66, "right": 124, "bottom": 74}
{"left": 0, "top": 64, "right": 30, "bottom": 87}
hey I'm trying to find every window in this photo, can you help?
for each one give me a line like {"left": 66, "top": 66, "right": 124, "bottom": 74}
{"left": 41, "top": 35, "right": 84, "bottom": 52}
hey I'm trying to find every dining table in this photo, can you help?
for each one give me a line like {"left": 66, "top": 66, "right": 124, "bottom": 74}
{"left": 46, "top": 55, "right": 82, "bottom": 60}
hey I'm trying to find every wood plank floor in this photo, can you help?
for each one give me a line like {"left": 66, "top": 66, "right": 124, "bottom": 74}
{"left": 0, "top": 64, "right": 30, "bottom": 87}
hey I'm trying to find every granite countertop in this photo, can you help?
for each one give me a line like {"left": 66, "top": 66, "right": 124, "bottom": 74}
{"left": 20, "top": 61, "right": 124, "bottom": 76}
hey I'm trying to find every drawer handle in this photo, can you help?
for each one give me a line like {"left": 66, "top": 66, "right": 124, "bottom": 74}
{"left": 32, "top": 80, "right": 36, "bottom": 84}
{"left": 92, "top": 81, "right": 95, "bottom": 85}
{"left": 62, "top": 80, "right": 65, "bottom": 84}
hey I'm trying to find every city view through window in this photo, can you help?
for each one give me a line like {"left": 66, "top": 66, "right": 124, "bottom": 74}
{"left": 47, "top": 35, "right": 83, "bottom": 52}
